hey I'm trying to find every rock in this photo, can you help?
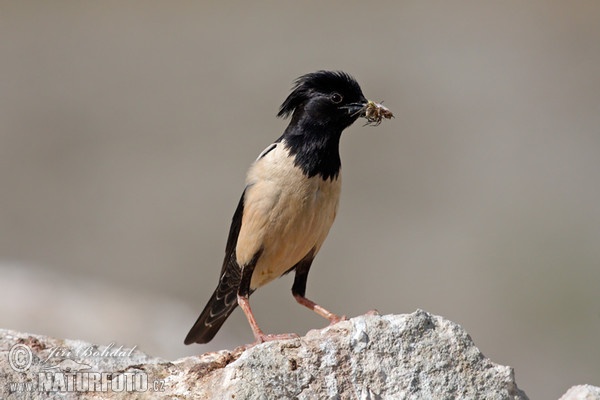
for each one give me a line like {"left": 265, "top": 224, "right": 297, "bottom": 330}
{"left": 559, "top": 385, "right": 600, "bottom": 400}
{"left": 1, "top": 310, "right": 529, "bottom": 399}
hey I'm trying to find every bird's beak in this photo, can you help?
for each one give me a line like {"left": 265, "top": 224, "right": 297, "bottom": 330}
{"left": 343, "top": 100, "right": 369, "bottom": 119}
{"left": 344, "top": 99, "right": 394, "bottom": 126}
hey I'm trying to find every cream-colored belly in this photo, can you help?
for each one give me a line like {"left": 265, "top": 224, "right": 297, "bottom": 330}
{"left": 235, "top": 144, "right": 341, "bottom": 290}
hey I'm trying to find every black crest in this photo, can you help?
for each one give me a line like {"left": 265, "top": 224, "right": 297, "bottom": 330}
{"left": 277, "top": 71, "right": 363, "bottom": 119}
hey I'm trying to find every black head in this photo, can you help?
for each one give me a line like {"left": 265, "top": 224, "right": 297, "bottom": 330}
{"left": 277, "top": 71, "right": 368, "bottom": 131}
{"left": 275, "top": 71, "right": 370, "bottom": 180}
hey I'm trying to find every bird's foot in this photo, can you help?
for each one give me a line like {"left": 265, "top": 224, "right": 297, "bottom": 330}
{"left": 244, "top": 332, "right": 300, "bottom": 349}
{"left": 328, "top": 314, "right": 347, "bottom": 325}
{"left": 257, "top": 332, "right": 300, "bottom": 343}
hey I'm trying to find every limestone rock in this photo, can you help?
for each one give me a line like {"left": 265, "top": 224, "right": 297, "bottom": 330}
{"left": 559, "top": 385, "right": 600, "bottom": 400}
{"left": 1, "top": 310, "right": 529, "bottom": 399}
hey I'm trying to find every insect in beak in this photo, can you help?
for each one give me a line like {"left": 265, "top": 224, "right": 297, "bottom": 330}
{"left": 344, "top": 101, "right": 394, "bottom": 126}
{"left": 362, "top": 100, "right": 394, "bottom": 126}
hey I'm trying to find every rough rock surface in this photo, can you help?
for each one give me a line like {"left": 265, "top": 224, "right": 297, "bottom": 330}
{"left": 1, "top": 310, "right": 531, "bottom": 399}
{"left": 559, "top": 385, "right": 600, "bottom": 400}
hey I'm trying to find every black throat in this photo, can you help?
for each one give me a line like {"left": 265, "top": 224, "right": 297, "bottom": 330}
{"left": 280, "top": 121, "right": 342, "bottom": 181}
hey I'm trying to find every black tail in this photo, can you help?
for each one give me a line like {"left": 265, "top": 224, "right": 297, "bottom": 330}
{"left": 186, "top": 192, "right": 246, "bottom": 345}
{"left": 184, "top": 282, "right": 239, "bottom": 345}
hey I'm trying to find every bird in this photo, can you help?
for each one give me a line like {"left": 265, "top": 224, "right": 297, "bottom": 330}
{"left": 184, "top": 70, "right": 392, "bottom": 346}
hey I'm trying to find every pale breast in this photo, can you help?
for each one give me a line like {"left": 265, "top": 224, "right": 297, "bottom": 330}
{"left": 235, "top": 143, "right": 341, "bottom": 290}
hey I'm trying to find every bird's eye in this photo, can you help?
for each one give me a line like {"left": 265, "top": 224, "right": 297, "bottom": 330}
{"left": 330, "top": 93, "right": 343, "bottom": 104}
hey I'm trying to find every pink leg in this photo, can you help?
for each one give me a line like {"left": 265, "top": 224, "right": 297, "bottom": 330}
{"left": 293, "top": 294, "right": 347, "bottom": 325}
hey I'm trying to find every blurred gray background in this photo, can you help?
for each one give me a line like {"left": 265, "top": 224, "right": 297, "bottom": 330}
{"left": 1, "top": 1, "right": 599, "bottom": 398}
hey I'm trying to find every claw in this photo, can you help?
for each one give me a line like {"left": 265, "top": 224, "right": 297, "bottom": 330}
{"left": 328, "top": 314, "right": 347, "bottom": 325}
{"left": 242, "top": 332, "right": 300, "bottom": 349}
